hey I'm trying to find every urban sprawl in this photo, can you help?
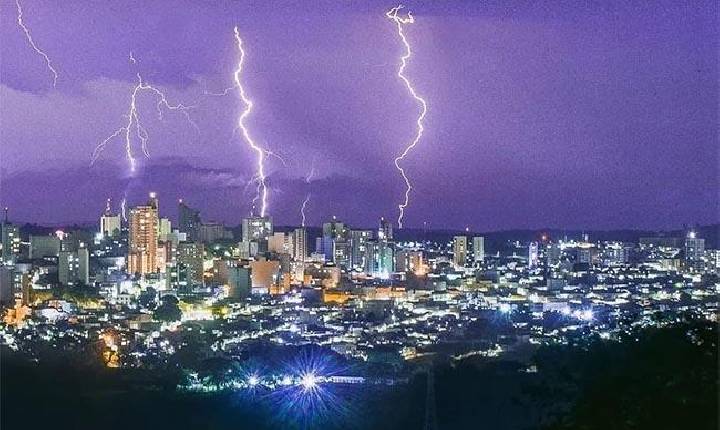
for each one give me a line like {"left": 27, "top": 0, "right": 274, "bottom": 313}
{"left": 1, "top": 193, "right": 717, "bottom": 391}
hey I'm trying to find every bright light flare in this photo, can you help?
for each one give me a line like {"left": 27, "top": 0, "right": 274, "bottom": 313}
{"left": 386, "top": 5, "right": 428, "bottom": 229}
{"left": 498, "top": 303, "right": 512, "bottom": 314}
{"left": 267, "top": 350, "right": 350, "bottom": 427}
{"left": 248, "top": 374, "right": 260, "bottom": 387}
{"left": 15, "top": 0, "right": 58, "bottom": 88}
{"left": 300, "top": 372, "right": 318, "bottom": 391}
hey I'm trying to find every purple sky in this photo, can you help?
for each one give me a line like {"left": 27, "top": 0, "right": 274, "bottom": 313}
{"left": 1, "top": 0, "right": 717, "bottom": 230}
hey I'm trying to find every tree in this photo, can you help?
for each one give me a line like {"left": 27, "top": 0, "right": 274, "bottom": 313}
{"left": 539, "top": 321, "right": 718, "bottom": 430}
{"left": 138, "top": 287, "right": 158, "bottom": 310}
{"left": 154, "top": 295, "right": 182, "bottom": 322}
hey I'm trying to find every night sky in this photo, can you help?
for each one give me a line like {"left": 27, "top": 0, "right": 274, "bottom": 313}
{"left": 1, "top": 0, "right": 717, "bottom": 230}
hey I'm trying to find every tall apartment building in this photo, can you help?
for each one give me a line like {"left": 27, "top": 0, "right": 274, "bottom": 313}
{"left": 453, "top": 236, "right": 468, "bottom": 268}
{"left": 128, "top": 193, "right": 159, "bottom": 275}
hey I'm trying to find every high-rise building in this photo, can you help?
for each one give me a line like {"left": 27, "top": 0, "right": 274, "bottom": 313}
{"left": 29, "top": 235, "right": 60, "bottom": 259}
{"left": 100, "top": 199, "right": 121, "bottom": 237}
{"left": 577, "top": 247, "right": 593, "bottom": 264}
{"left": 59, "top": 244, "right": 89, "bottom": 285}
{"left": 472, "top": 236, "right": 485, "bottom": 265}
{"left": 128, "top": 193, "right": 159, "bottom": 275}
{"left": 684, "top": 231, "right": 705, "bottom": 268}
{"left": 366, "top": 240, "right": 395, "bottom": 278}
{"left": 249, "top": 260, "right": 280, "bottom": 294}
{"left": 1, "top": 209, "right": 21, "bottom": 265}
{"left": 323, "top": 217, "right": 347, "bottom": 239}
{"left": 199, "top": 222, "right": 231, "bottom": 243}
{"left": 177, "top": 242, "right": 204, "bottom": 286}
{"left": 222, "top": 262, "right": 251, "bottom": 299}
{"left": 547, "top": 243, "right": 561, "bottom": 266}
{"left": 378, "top": 217, "right": 393, "bottom": 241}
{"left": 603, "top": 243, "right": 631, "bottom": 265}
{"left": 396, "top": 249, "right": 423, "bottom": 273}
{"left": 158, "top": 218, "right": 172, "bottom": 239}
{"left": 453, "top": 236, "right": 468, "bottom": 268}
{"left": 156, "top": 241, "right": 170, "bottom": 273}
{"left": 268, "top": 232, "right": 293, "bottom": 255}
{"left": 293, "top": 228, "right": 307, "bottom": 262}
{"left": 322, "top": 217, "right": 351, "bottom": 268}
{"left": 178, "top": 200, "right": 201, "bottom": 241}
{"left": 242, "top": 216, "right": 273, "bottom": 242}
{"left": 237, "top": 240, "right": 252, "bottom": 260}
{"left": 351, "top": 229, "right": 373, "bottom": 271}
{"left": 0, "top": 266, "right": 14, "bottom": 304}
{"left": 318, "top": 235, "right": 333, "bottom": 261}
{"left": 333, "top": 240, "right": 352, "bottom": 269}
{"left": 528, "top": 241, "right": 540, "bottom": 269}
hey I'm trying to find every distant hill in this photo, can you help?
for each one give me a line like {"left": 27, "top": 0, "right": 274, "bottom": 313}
{"left": 276, "top": 223, "right": 719, "bottom": 252}
{"left": 15, "top": 222, "right": 718, "bottom": 251}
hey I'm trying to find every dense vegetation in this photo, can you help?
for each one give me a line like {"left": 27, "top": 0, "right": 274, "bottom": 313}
{"left": 2, "top": 320, "right": 716, "bottom": 429}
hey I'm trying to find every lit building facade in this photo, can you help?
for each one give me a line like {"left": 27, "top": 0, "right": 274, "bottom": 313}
{"left": 453, "top": 236, "right": 467, "bottom": 268}
{"left": 59, "top": 245, "right": 89, "bottom": 285}
{"left": 100, "top": 199, "right": 121, "bottom": 237}
{"left": 242, "top": 216, "right": 273, "bottom": 242}
{"left": 473, "top": 236, "right": 485, "bottom": 264}
{"left": 293, "top": 228, "right": 307, "bottom": 262}
{"left": 177, "top": 242, "right": 205, "bottom": 287}
{"left": 128, "top": 194, "right": 159, "bottom": 275}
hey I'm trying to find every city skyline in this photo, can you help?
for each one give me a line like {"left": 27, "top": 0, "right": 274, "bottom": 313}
{"left": 1, "top": 3, "right": 717, "bottom": 428}
{"left": 1, "top": 0, "right": 717, "bottom": 230}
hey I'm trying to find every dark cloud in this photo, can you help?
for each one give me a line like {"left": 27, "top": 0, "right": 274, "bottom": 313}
{"left": 1, "top": 0, "right": 717, "bottom": 229}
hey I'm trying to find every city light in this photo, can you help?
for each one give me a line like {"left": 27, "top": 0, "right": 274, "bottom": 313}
{"left": 2, "top": 3, "right": 716, "bottom": 428}
{"left": 574, "top": 309, "right": 594, "bottom": 322}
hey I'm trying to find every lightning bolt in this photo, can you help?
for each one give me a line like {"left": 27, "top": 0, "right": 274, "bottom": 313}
{"left": 228, "top": 26, "right": 270, "bottom": 217}
{"left": 90, "top": 72, "right": 197, "bottom": 173}
{"left": 15, "top": 0, "right": 58, "bottom": 88}
{"left": 208, "top": 30, "right": 285, "bottom": 218}
{"left": 386, "top": 5, "right": 427, "bottom": 229}
{"left": 120, "top": 196, "right": 128, "bottom": 222}
{"left": 300, "top": 194, "right": 311, "bottom": 228}
{"left": 300, "top": 162, "right": 316, "bottom": 227}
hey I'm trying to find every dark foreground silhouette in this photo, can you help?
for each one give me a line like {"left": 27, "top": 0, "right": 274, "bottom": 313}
{"left": 2, "top": 320, "right": 716, "bottom": 430}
